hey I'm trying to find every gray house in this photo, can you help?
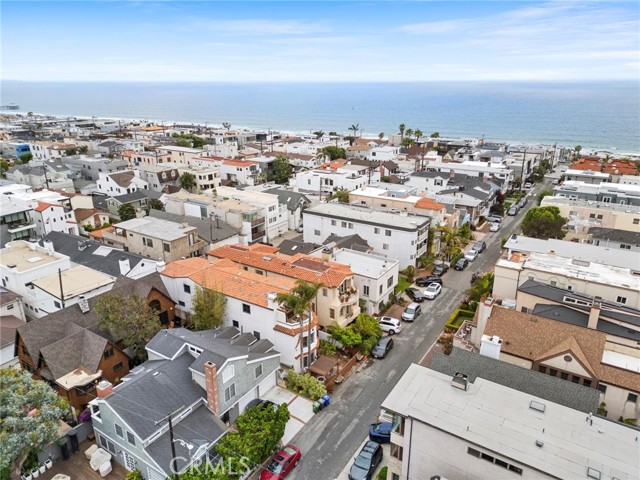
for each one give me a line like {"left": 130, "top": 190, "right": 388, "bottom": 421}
{"left": 89, "top": 327, "right": 280, "bottom": 480}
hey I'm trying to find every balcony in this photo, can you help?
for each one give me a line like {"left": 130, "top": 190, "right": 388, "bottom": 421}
{"left": 338, "top": 287, "right": 358, "bottom": 305}
{"left": 251, "top": 216, "right": 265, "bottom": 227}
{"left": 277, "top": 312, "right": 312, "bottom": 332}
{"left": 7, "top": 222, "right": 36, "bottom": 233}
{"left": 251, "top": 228, "right": 266, "bottom": 242}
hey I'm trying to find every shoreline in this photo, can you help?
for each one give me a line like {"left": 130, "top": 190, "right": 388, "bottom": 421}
{"left": 3, "top": 111, "right": 639, "bottom": 158}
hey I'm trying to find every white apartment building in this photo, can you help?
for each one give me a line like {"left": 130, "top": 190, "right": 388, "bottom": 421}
{"left": 381, "top": 363, "right": 639, "bottom": 480}
{"left": 204, "top": 137, "right": 238, "bottom": 158}
{"left": 0, "top": 287, "right": 26, "bottom": 369}
{"left": 95, "top": 170, "right": 148, "bottom": 196}
{"left": 330, "top": 249, "right": 399, "bottom": 315}
{"left": 303, "top": 203, "right": 430, "bottom": 269}
{"left": 32, "top": 201, "right": 79, "bottom": 237}
{"left": 563, "top": 169, "right": 612, "bottom": 184}
{"left": 417, "top": 160, "right": 514, "bottom": 190}
{"left": 368, "top": 145, "right": 400, "bottom": 162}
{"left": 126, "top": 150, "right": 173, "bottom": 167}
{"left": 293, "top": 167, "right": 379, "bottom": 194}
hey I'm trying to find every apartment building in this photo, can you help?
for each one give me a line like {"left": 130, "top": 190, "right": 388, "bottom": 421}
{"left": 563, "top": 169, "right": 611, "bottom": 184}
{"left": 95, "top": 170, "right": 149, "bottom": 196}
{"left": 293, "top": 167, "right": 379, "bottom": 194}
{"left": 126, "top": 150, "right": 173, "bottom": 167}
{"left": 303, "top": 203, "right": 430, "bottom": 269}
{"left": 61, "top": 154, "right": 128, "bottom": 181}
{"left": 208, "top": 243, "right": 360, "bottom": 329}
{"left": 133, "top": 164, "right": 181, "bottom": 191}
{"left": 98, "top": 217, "right": 205, "bottom": 262}
{"left": 178, "top": 164, "right": 221, "bottom": 192}
{"left": 0, "top": 198, "right": 36, "bottom": 246}
{"left": 381, "top": 363, "right": 638, "bottom": 480}
{"left": 32, "top": 201, "right": 79, "bottom": 237}
{"left": 160, "top": 257, "right": 319, "bottom": 371}
{"left": 155, "top": 145, "right": 203, "bottom": 164}
{"left": 555, "top": 180, "right": 640, "bottom": 207}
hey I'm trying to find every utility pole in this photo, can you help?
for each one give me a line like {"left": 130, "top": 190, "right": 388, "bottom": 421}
{"left": 58, "top": 268, "right": 65, "bottom": 309}
{"left": 155, "top": 406, "right": 184, "bottom": 480}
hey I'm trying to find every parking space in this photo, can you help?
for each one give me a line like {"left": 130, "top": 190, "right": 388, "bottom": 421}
{"left": 333, "top": 435, "right": 390, "bottom": 480}
{"left": 262, "top": 386, "right": 315, "bottom": 445}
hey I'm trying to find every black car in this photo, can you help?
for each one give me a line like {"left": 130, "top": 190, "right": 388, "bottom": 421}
{"left": 454, "top": 258, "right": 469, "bottom": 271}
{"left": 349, "top": 441, "right": 383, "bottom": 480}
{"left": 371, "top": 337, "right": 394, "bottom": 359}
{"left": 432, "top": 264, "right": 449, "bottom": 277}
{"left": 369, "top": 422, "right": 392, "bottom": 443}
{"left": 473, "top": 240, "right": 486, "bottom": 253}
{"left": 405, "top": 287, "right": 425, "bottom": 302}
{"left": 245, "top": 398, "right": 277, "bottom": 412}
{"left": 415, "top": 275, "right": 443, "bottom": 286}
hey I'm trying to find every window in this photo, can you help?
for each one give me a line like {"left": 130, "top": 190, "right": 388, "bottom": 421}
{"left": 390, "top": 444, "right": 403, "bottom": 460}
{"left": 331, "top": 220, "right": 336, "bottom": 226}
{"left": 143, "top": 237, "right": 153, "bottom": 247}
{"left": 385, "top": 229, "right": 392, "bottom": 236}
{"left": 222, "top": 365, "right": 235, "bottom": 383}
{"left": 163, "top": 243, "right": 171, "bottom": 253}
{"left": 126, "top": 431, "right": 136, "bottom": 446}
{"left": 113, "top": 362, "right": 123, "bottom": 372}
{"left": 616, "top": 296, "right": 627, "bottom": 304}
{"left": 363, "top": 285, "right": 369, "bottom": 297}
{"left": 597, "top": 384, "right": 607, "bottom": 394}
{"left": 383, "top": 243, "right": 389, "bottom": 250}
{"left": 323, "top": 288, "right": 327, "bottom": 297}
{"left": 255, "top": 364, "right": 263, "bottom": 379}
{"left": 392, "top": 475, "right": 400, "bottom": 480}
{"left": 183, "top": 284, "right": 191, "bottom": 294}
{"left": 242, "top": 304, "right": 251, "bottom": 314}
{"left": 178, "top": 300, "right": 186, "bottom": 307}
{"left": 587, "top": 467, "right": 601, "bottom": 480}
{"left": 54, "top": 301, "right": 61, "bottom": 308}
{"left": 620, "top": 244, "right": 631, "bottom": 250}
{"left": 341, "top": 221, "right": 347, "bottom": 228}
{"left": 571, "top": 375, "right": 580, "bottom": 383}
{"left": 115, "top": 424, "right": 123, "bottom": 438}
{"left": 104, "top": 348, "right": 114, "bottom": 359}
{"left": 314, "top": 229, "right": 320, "bottom": 236}
{"left": 232, "top": 320, "right": 239, "bottom": 328}
{"left": 302, "top": 336, "right": 308, "bottom": 348}
{"left": 627, "top": 393, "right": 638, "bottom": 403}
{"left": 387, "top": 277, "right": 393, "bottom": 288}
{"left": 560, "top": 372, "right": 568, "bottom": 380}
{"left": 374, "top": 228, "right": 380, "bottom": 234}
{"left": 379, "top": 285, "right": 383, "bottom": 294}
{"left": 538, "top": 365, "right": 546, "bottom": 373}
{"left": 329, "top": 308, "right": 335, "bottom": 319}
{"left": 467, "top": 448, "right": 522, "bottom": 476}
{"left": 583, "top": 379, "right": 592, "bottom": 388}
{"left": 224, "top": 383, "right": 236, "bottom": 402}
{"left": 633, "top": 218, "right": 639, "bottom": 225}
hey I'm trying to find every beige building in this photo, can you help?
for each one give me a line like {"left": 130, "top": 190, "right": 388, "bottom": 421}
{"left": 98, "top": 217, "right": 205, "bottom": 262}
{"left": 541, "top": 196, "right": 640, "bottom": 240}
{"left": 208, "top": 243, "right": 360, "bottom": 328}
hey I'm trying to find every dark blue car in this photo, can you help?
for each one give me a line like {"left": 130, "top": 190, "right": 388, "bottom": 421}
{"left": 368, "top": 422, "right": 392, "bottom": 444}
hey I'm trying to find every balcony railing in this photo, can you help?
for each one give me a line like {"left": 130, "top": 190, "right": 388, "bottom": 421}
{"left": 251, "top": 216, "right": 265, "bottom": 227}
{"left": 280, "top": 312, "right": 311, "bottom": 327}
{"left": 7, "top": 222, "right": 36, "bottom": 233}
{"left": 251, "top": 229, "right": 266, "bottom": 241}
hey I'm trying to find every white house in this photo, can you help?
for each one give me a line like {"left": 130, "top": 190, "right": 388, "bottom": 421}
{"left": 303, "top": 203, "right": 430, "bottom": 269}
{"left": 32, "top": 201, "right": 79, "bottom": 237}
{"left": 293, "top": 167, "right": 379, "bottom": 194}
{"left": 95, "top": 170, "right": 148, "bottom": 196}
{"left": 0, "top": 287, "right": 26, "bottom": 368}
{"left": 368, "top": 145, "right": 400, "bottom": 162}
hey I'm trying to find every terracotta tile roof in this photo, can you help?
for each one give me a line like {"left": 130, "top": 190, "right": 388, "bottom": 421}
{"left": 222, "top": 159, "right": 257, "bottom": 167}
{"left": 74, "top": 208, "right": 98, "bottom": 222}
{"left": 415, "top": 197, "right": 446, "bottom": 211}
{"left": 208, "top": 244, "right": 353, "bottom": 287}
{"left": 162, "top": 257, "right": 211, "bottom": 278}
{"left": 88, "top": 226, "right": 114, "bottom": 239}
{"left": 570, "top": 159, "right": 602, "bottom": 171}
{"left": 484, "top": 306, "right": 640, "bottom": 392}
{"left": 604, "top": 160, "right": 637, "bottom": 175}
{"left": 35, "top": 201, "right": 62, "bottom": 212}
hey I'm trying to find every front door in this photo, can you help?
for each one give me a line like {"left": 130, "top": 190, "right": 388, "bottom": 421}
{"left": 123, "top": 452, "right": 136, "bottom": 471}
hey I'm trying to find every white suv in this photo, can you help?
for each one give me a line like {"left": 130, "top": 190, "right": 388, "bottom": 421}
{"left": 378, "top": 316, "right": 402, "bottom": 335}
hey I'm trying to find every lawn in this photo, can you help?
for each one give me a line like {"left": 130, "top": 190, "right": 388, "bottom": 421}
{"left": 396, "top": 276, "right": 411, "bottom": 293}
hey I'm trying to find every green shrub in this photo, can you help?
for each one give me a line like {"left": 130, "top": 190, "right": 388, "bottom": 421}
{"left": 285, "top": 370, "right": 327, "bottom": 400}
{"left": 377, "top": 466, "right": 388, "bottom": 480}
{"left": 126, "top": 470, "right": 144, "bottom": 480}
{"left": 319, "top": 339, "right": 337, "bottom": 357}
{"left": 445, "top": 308, "right": 475, "bottom": 332}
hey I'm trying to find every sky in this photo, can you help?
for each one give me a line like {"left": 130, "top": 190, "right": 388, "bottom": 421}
{"left": 2, "top": 1, "right": 639, "bottom": 82}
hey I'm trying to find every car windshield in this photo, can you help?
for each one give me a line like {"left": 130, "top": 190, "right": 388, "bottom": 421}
{"left": 406, "top": 307, "right": 415, "bottom": 314}
{"left": 427, "top": 285, "right": 437, "bottom": 292}
{"left": 354, "top": 453, "right": 372, "bottom": 469}
{"left": 267, "top": 459, "right": 283, "bottom": 474}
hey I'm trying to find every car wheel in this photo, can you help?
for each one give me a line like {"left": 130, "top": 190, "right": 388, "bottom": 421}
{"left": 388, "top": 330, "right": 395, "bottom": 335}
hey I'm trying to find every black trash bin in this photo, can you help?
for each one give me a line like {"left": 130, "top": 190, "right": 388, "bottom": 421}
{"left": 68, "top": 432, "right": 79, "bottom": 453}
{"left": 59, "top": 439, "right": 70, "bottom": 460}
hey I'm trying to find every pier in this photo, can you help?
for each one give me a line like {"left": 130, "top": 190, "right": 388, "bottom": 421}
{"left": 0, "top": 104, "right": 20, "bottom": 110}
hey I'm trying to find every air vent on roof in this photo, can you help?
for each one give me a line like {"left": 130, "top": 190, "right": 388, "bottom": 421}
{"left": 78, "top": 295, "right": 90, "bottom": 313}
{"left": 530, "top": 400, "right": 546, "bottom": 413}
{"left": 451, "top": 372, "right": 468, "bottom": 391}
{"left": 262, "top": 256, "right": 272, "bottom": 261}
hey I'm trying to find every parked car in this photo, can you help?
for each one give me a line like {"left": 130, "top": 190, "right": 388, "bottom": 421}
{"left": 405, "top": 287, "right": 425, "bottom": 303}
{"left": 486, "top": 215, "right": 503, "bottom": 224}
{"left": 416, "top": 275, "right": 443, "bottom": 286}
{"left": 489, "top": 222, "right": 500, "bottom": 232}
{"left": 524, "top": 182, "right": 532, "bottom": 189}
{"left": 295, "top": 225, "right": 304, "bottom": 233}
{"left": 464, "top": 249, "right": 479, "bottom": 262}
{"left": 401, "top": 302, "right": 422, "bottom": 322}
{"left": 473, "top": 240, "right": 486, "bottom": 253}
{"left": 432, "top": 264, "right": 449, "bottom": 276}
{"left": 371, "top": 337, "right": 394, "bottom": 359}
{"left": 245, "top": 398, "right": 277, "bottom": 412}
{"left": 454, "top": 258, "right": 469, "bottom": 271}
{"left": 552, "top": 179, "right": 559, "bottom": 185}
{"left": 378, "top": 316, "right": 402, "bottom": 335}
{"left": 348, "top": 441, "right": 383, "bottom": 480}
{"left": 260, "top": 444, "right": 302, "bottom": 480}
{"left": 518, "top": 196, "right": 528, "bottom": 208}
{"left": 507, "top": 206, "right": 519, "bottom": 216}
{"left": 423, "top": 282, "right": 442, "bottom": 300}
{"left": 369, "top": 422, "right": 393, "bottom": 444}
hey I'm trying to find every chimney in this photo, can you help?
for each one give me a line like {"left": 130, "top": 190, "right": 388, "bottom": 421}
{"left": 96, "top": 380, "right": 113, "bottom": 398}
{"left": 451, "top": 372, "right": 468, "bottom": 391}
{"left": 119, "top": 256, "right": 131, "bottom": 276}
{"left": 321, "top": 247, "right": 332, "bottom": 262}
{"left": 588, "top": 297, "right": 601, "bottom": 330}
{"left": 480, "top": 335, "right": 502, "bottom": 360}
{"left": 204, "top": 361, "right": 220, "bottom": 415}
{"left": 43, "top": 240, "right": 55, "bottom": 253}
{"left": 266, "top": 292, "right": 278, "bottom": 310}
{"left": 472, "top": 297, "right": 494, "bottom": 346}
{"left": 156, "top": 260, "right": 166, "bottom": 273}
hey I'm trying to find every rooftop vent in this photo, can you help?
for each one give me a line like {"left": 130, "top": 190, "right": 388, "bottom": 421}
{"left": 451, "top": 372, "right": 468, "bottom": 391}
{"left": 78, "top": 295, "right": 90, "bottom": 313}
{"left": 530, "top": 400, "right": 546, "bottom": 413}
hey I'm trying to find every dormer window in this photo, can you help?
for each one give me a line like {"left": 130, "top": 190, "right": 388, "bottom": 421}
{"left": 188, "top": 345, "right": 203, "bottom": 357}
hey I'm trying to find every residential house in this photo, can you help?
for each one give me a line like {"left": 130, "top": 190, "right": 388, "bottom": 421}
{"left": 0, "top": 287, "right": 26, "bottom": 368}
{"left": 381, "top": 363, "right": 638, "bottom": 480}
{"left": 208, "top": 243, "right": 360, "bottom": 329}
{"left": 265, "top": 188, "right": 311, "bottom": 231}
{"left": 409, "top": 161, "right": 514, "bottom": 192}
{"left": 303, "top": 203, "right": 430, "bottom": 269}
{"left": 586, "top": 227, "right": 640, "bottom": 252}
{"left": 160, "top": 257, "right": 318, "bottom": 370}
{"left": 156, "top": 145, "right": 203, "bottom": 164}
{"left": 95, "top": 170, "right": 149, "bottom": 196}
{"left": 469, "top": 300, "right": 640, "bottom": 423}
{"left": 62, "top": 154, "right": 128, "bottom": 181}
{"left": 74, "top": 208, "right": 111, "bottom": 232}
{"left": 5, "top": 164, "right": 75, "bottom": 190}
{"left": 96, "top": 216, "right": 206, "bottom": 262}
{"left": 435, "top": 180, "right": 496, "bottom": 225}
{"left": 293, "top": 165, "right": 379, "bottom": 194}
{"left": 218, "top": 159, "right": 260, "bottom": 185}
{"left": 563, "top": 169, "right": 611, "bottom": 184}
{"left": 104, "top": 190, "right": 165, "bottom": 217}
{"left": 127, "top": 151, "right": 173, "bottom": 167}
{"left": 554, "top": 180, "right": 640, "bottom": 207}
{"left": 32, "top": 201, "right": 79, "bottom": 237}
{"left": 148, "top": 209, "right": 240, "bottom": 250}
{"left": 368, "top": 145, "right": 400, "bottom": 162}
{"left": 135, "top": 164, "right": 181, "bottom": 192}
{"left": 0, "top": 197, "right": 36, "bottom": 245}
{"left": 89, "top": 326, "right": 280, "bottom": 479}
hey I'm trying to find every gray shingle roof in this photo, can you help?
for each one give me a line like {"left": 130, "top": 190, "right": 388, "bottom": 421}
{"left": 430, "top": 349, "right": 600, "bottom": 414}
{"left": 587, "top": 227, "right": 640, "bottom": 245}
{"left": 276, "top": 239, "right": 316, "bottom": 256}
{"left": 264, "top": 188, "right": 311, "bottom": 212}
{"left": 148, "top": 209, "right": 239, "bottom": 243}
{"left": 323, "top": 233, "right": 371, "bottom": 252}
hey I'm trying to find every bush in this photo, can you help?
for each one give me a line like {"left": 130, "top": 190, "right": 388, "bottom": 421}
{"left": 319, "top": 339, "right": 337, "bottom": 357}
{"left": 377, "top": 466, "right": 388, "bottom": 480}
{"left": 445, "top": 308, "right": 475, "bottom": 332}
{"left": 285, "top": 371, "right": 327, "bottom": 400}
{"left": 126, "top": 470, "right": 144, "bottom": 480}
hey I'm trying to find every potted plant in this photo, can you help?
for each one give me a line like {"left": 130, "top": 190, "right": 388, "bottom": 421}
{"left": 31, "top": 469, "right": 39, "bottom": 478}
{"left": 44, "top": 459, "right": 53, "bottom": 470}
{"left": 38, "top": 463, "right": 46, "bottom": 474}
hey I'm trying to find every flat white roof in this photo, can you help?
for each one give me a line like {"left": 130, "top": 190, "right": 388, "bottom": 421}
{"left": 305, "top": 203, "right": 430, "bottom": 229}
{"left": 115, "top": 217, "right": 197, "bottom": 241}
{"left": 332, "top": 249, "right": 398, "bottom": 279}
{"left": 565, "top": 169, "right": 611, "bottom": 178}
{"left": 32, "top": 265, "right": 114, "bottom": 298}
{"left": 541, "top": 196, "right": 640, "bottom": 214}
{"left": 382, "top": 364, "right": 639, "bottom": 480}
{"left": 0, "top": 241, "right": 67, "bottom": 272}
{"left": 504, "top": 236, "right": 639, "bottom": 269}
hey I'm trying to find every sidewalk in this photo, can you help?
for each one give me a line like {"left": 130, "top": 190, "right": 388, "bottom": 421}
{"left": 262, "top": 386, "right": 315, "bottom": 445}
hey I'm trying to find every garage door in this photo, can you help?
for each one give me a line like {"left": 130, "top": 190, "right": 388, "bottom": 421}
{"left": 148, "top": 467, "right": 166, "bottom": 480}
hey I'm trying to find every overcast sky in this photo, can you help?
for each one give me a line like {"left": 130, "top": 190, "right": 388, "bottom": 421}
{"left": 2, "top": 1, "right": 638, "bottom": 82}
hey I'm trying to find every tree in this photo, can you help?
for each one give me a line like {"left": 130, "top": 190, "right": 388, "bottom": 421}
{"left": 398, "top": 123, "right": 405, "bottom": 139}
{"left": 222, "top": 122, "right": 231, "bottom": 131}
{"left": 271, "top": 155, "right": 292, "bottom": 184}
{"left": 313, "top": 130, "right": 324, "bottom": 139}
{"left": 0, "top": 159, "right": 9, "bottom": 178}
{"left": 414, "top": 129, "right": 423, "bottom": 142}
{"left": 431, "top": 132, "right": 440, "bottom": 138}
{"left": 536, "top": 188, "right": 554, "bottom": 205}
{"left": 19, "top": 153, "right": 32, "bottom": 164}
{"left": 78, "top": 145, "right": 89, "bottom": 154}
{"left": 574, "top": 145, "right": 582, "bottom": 155}
{"left": 0, "top": 370, "right": 69, "bottom": 480}
{"left": 521, "top": 206, "right": 568, "bottom": 240}
{"left": 466, "top": 273, "right": 494, "bottom": 303}
{"left": 321, "top": 146, "right": 346, "bottom": 161}
{"left": 328, "top": 188, "right": 350, "bottom": 203}
{"left": 349, "top": 123, "right": 360, "bottom": 138}
{"left": 276, "top": 281, "right": 320, "bottom": 372}
{"left": 118, "top": 203, "right": 136, "bottom": 221}
{"left": 180, "top": 171, "right": 196, "bottom": 191}
{"left": 94, "top": 290, "right": 160, "bottom": 362}
{"left": 378, "top": 132, "right": 384, "bottom": 140}
{"left": 351, "top": 314, "right": 382, "bottom": 355}
{"left": 190, "top": 286, "right": 227, "bottom": 331}
{"left": 404, "top": 128, "right": 413, "bottom": 141}
{"left": 148, "top": 198, "right": 164, "bottom": 211}
{"left": 176, "top": 138, "right": 192, "bottom": 148}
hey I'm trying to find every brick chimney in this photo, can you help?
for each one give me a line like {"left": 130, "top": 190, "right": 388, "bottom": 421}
{"left": 204, "top": 362, "right": 220, "bottom": 415}
{"left": 96, "top": 380, "right": 113, "bottom": 398}
{"left": 588, "top": 297, "right": 602, "bottom": 330}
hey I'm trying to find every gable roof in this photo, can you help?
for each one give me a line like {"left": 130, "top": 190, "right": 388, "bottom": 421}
{"left": 264, "top": 188, "right": 311, "bottom": 212}
{"left": 322, "top": 233, "right": 371, "bottom": 253}
{"left": 108, "top": 171, "right": 136, "bottom": 187}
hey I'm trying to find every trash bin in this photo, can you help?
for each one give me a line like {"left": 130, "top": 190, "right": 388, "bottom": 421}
{"left": 322, "top": 394, "right": 331, "bottom": 407}
{"left": 312, "top": 401, "right": 322, "bottom": 413}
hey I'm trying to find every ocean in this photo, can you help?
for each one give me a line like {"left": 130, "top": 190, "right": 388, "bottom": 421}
{"left": 1, "top": 80, "right": 639, "bottom": 154}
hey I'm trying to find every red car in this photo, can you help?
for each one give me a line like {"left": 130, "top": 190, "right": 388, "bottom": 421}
{"left": 260, "top": 444, "right": 302, "bottom": 480}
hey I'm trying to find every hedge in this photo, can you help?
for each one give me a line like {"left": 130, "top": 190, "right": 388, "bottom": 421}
{"left": 445, "top": 308, "right": 476, "bottom": 332}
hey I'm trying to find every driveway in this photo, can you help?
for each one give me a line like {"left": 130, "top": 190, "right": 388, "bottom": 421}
{"left": 290, "top": 182, "right": 545, "bottom": 480}
{"left": 262, "top": 386, "right": 314, "bottom": 445}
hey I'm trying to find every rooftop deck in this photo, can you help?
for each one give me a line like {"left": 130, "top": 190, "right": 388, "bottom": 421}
{"left": 39, "top": 440, "right": 127, "bottom": 480}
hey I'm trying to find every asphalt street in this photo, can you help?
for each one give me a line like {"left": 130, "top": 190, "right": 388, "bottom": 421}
{"left": 290, "top": 184, "right": 545, "bottom": 480}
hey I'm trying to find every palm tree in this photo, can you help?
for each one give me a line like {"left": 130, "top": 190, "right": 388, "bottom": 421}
{"left": 378, "top": 132, "right": 384, "bottom": 140}
{"left": 222, "top": 122, "right": 231, "bottom": 131}
{"left": 399, "top": 123, "right": 406, "bottom": 140}
{"left": 276, "top": 281, "right": 321, "bottom": 372}
{"left": 405, "top": 128, "right": 414, "bottom": 141}
{"left": 414, "top": 129, "right": 423, "bottom": 143}
{"left": 313, "top": 130, "right": 324, "bottom": 140}
{"left": 349, "top": 123, "right": 360, "bottom": 138}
